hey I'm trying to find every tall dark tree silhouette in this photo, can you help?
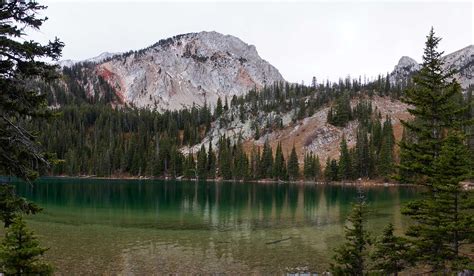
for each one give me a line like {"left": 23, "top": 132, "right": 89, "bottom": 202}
{"left": 0, "top": 1, "right": 63, "bottom": 226}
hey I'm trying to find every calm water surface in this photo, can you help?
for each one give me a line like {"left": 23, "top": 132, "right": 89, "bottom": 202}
{"left": 12, "top": 178, "right": 420, "bottom": 274}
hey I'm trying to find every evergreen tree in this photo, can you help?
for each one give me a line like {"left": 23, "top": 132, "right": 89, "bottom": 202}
{"left": 338, "top": 136, "right": 352, "bottom": 180}
{"left": 312, "top": 155, "right": 321, "bottom": 181}
{"left": 303, "top": 153, "right": 314, "bottom": 180}
{"left": 224, "top": 96, "right": 229, "bottom": 111}
{"left": 207, "top": 141, "right": 216, "bottom": 178}
{"left": 287, "top": 145, "right": 299, "bottom": 180}
{"left": 331, "top": 194, "right": 371, "bottom": 275}
{"left": 371, "top": 223, "right": 411, "bottom": 275}
{"left": 218, "top": 137, "right": 232, "bottom": 180}
{"left": 259, "top": 140, "right": 273, "bottom": 179}
{"left": 328, "top": 92, "right": 352, "bottom": 127}
{"left": 250, "top": 146, "right": 260, "bottom": 180}
{"left": 183, "top": 153, "right": 195, "bottom": 179}
{"left": 398, "top": 28, "right": 466, "bottom": 185}
{"left": 403, "top": 133, "right": 473, "bottom": 272}
{"left": 384, "top": 72, "right": 391, "bottom": 94}
{"left": 378, "top": 117, "right": 395, "bottom": 179}
{"left": 354, "top": 128, "right": 370, "bottom": 178}
{"left": 196, "top": 145, "right": 207, "bottom": 179}
{"left": 215, "top": 97, "right": 223, "bottom": 118}
{"left": 0, "top": 217, "right": 53, "bottom": 275}
{"left": 0, "top": 1, "right": 64, "bottom": 181}
{"left": 0, "top": 1, "right": 63, "bottom": 226}
{"left": 273, "top": 142, "right": 287, "bottom": 180}
{"left": 398, "top": 29, "right": 474, "bottom": 273}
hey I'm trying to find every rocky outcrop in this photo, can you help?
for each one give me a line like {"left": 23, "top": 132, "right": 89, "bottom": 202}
{"left": 442, "top": 45, "right": 473, "bottom": 89}
{"left": 390, "top": 45, "right": 473, "bottom": 90}
{"left": 60, "top": 31, "right": 284, "bottom": 110}
{"left": 389, "top": 56, "right": 420, "bottom": 85}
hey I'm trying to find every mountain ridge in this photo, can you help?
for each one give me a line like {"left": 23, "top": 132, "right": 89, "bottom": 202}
{"left": 58, "top": 31, "right": 285, "bottom": 110}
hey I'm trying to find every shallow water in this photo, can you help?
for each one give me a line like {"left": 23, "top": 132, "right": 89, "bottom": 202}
{"left": 12, "top": 178, "right": 420, "bottom": 274}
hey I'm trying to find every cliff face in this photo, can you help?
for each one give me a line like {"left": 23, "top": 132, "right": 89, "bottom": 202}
{"left": 61, "top": 31, "right": 284, "bottom": 110}
{"left": 390, "top": 45, "right": 474, "bottom": 90}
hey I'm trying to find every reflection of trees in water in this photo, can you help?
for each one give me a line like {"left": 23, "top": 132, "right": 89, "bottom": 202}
{"left": 14, "top": 179, "right": 419, "bottom": 230}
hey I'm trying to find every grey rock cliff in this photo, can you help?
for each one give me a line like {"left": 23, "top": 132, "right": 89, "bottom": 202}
{"left": 75, "top": 31, "right": 284, "bottom": 110}
{"left": 390, "top": 45, "right": 473, "bottom": 90}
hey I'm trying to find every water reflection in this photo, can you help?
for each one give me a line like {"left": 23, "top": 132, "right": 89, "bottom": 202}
{"left": 15, "top": 178, "right": 418, "bottom": 231}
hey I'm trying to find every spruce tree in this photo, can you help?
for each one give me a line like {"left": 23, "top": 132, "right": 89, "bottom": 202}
{"left": 398, "top": 29, "right": 473, "bottom": 273}
{"left": 403, "top": 133, "right": 473, "bottom": 272}
{"left": 338, "top": 136, "right": 352, "bottom": 180}
{"left": 287, "top": 145, "right": 299, "bottom": 180}
{"left": 303, "top": 153, "right": 314, "bottom": 180}
{"left": 331, "top": 194, "right": 370, "bottom": 275}
{"left": 398, "top": 27, "right": 466, "bottom": 185}
{"left": 207, "top": 141, "right": 216, "bottom": 178}
{"left": 378, "top": 116, "right": 395, "bottom": 179}
{"left": 0, "top": 1, "right": 63, "bottom": 226}
{"left": 371, "top": 223, "right": 410, "bottom": 275}
{"left": 259, "top": 140, "right": 273, "bottom": 179}
{"left": 0, "top": 217, "right": 53, "bottom": 275}
{"left": 196, "top": 145, "right": 207, "bottom": 179}
{"left": 273, "top": 142, "right": 287, "bottom": 180}
{"left": 215, "top": 97, "right": 223, "bottom": 118}
{"left": 312, "top": 155, "right": 321, "bottom": 181}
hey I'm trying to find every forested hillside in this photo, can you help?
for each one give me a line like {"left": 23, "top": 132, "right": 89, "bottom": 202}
{"left": 31, "top": 69, "right": 474, "bottom": 181}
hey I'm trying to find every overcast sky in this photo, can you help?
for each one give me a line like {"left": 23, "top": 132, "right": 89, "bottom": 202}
{"left": 31, "top": 1, "right": 473, "bottom": 83}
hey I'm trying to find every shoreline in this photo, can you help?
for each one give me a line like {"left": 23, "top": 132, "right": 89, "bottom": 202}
{"left": 40, "top": 175, "right": 416, "bottom": 187}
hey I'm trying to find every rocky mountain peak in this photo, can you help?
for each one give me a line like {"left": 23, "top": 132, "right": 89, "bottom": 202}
{"left": 396, "top": 56, "right": 419, "bottom": 69}
{"left": 390, "top": 46, "right": 473, "bottom": 89}
{"left": 72, "top": 31, "right": 284, "bottom": 110}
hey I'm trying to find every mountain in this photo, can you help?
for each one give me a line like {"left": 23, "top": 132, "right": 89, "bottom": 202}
{"left": 390, "top": 45, "right": 474, "bottom": 89}
{"left": 57, "top": 52, "right": 120, "bottom": 68}
{"left": 389, "top": 56, "right": 420, "bottom": 85}
{"left": 58, "top": 31, "right": 284, "bottom": 110}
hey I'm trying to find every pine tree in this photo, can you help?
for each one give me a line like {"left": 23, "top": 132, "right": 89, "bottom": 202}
{"left": 259, "top": 140, "right": 273, "bottom": 179}
{"left": 384, "top": 72, "right": 391, "bottom": 95}
{"left": 215, "top": 97, "right": 223, "bottom": 118}
{"left": 398, "top": 28, "right": 466, "bottom": 185}
{"left": 224, "top": 96, "right": 229, "bottom": 111}
{"left": 218, "top": 137, "right": 232, "bottom": 180}
{"left": 0, "top": 217, "right": 53, "bottom": 275}
{"left": 338, "top": 136, "right": 352, "bottom": 180}
{"left": 303, "top": 153, "right": 314, "bottom": 180}
{"left": 331, "top": 194, "right": 370, "bottom": 275}
{"left": 329, "top": 92, "right": 352, "bottom": 127}
{"left": 324, "top": 157, "right": 332, "bottom": 182}
{"left": 273, "top": 142, "right": 287, "bottom": 180}
{"left": 207, "top": 141, "right": 216, "bottom": 178}
{"left": 196, "top": 144, "right": 207, "bottom": 179}
{"left": 183, "top": 153, "right": 195, "bottom": 179}
{"left": 287, "top": 145, "right": 299, "bottom": 180}
{"left": 0, "top": 1, "right": 64, "bottom": 181}
{"left": 0, "top": 1, "right": 63, "bottom": 226}
{"left": 312, "top": 155, "right": 321, "bottom": 181}
{"left": 403, "top": 133, "right": 473, "bottom": 272}
{"left": 378, "top": 117, "right": 395, "bottom": 179}
{"left": 371, "top": 223, "right": 410, "bottom": 275}
{"left": 398, "top": 29, "right": 474, "bottom": 273}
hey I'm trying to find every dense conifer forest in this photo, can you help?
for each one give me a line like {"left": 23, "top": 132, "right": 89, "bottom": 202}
{"left": 28, "top": 65, "right": 473, "bottom": 181}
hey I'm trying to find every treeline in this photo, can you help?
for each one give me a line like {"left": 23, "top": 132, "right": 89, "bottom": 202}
{"left": 32, "top": 100, "right": 398, "bottom": 182}
{"left": 191, "top": 139, "right": 301, "bottom": 181}
{"left": 31, "top": 55, "right": 473, "bottom": 181}
{"left": 324, "top": 115, "right": 395, "bottom": 181}
{"left": 32, "top": 103, "right": 213, "bottom": 177}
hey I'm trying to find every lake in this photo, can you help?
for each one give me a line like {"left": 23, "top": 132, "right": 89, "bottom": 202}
{"left": 12, "top": 178, "right": 420, "bottom": 274}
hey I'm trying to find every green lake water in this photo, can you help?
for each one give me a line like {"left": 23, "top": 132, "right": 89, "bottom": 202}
{"left": 12, "top": 178, "right": 420, "bottom": 274}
